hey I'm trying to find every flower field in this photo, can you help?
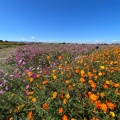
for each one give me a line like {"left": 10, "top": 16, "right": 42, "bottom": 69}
{"left": 0, "top": 44, "right": 120, "bottom": 120}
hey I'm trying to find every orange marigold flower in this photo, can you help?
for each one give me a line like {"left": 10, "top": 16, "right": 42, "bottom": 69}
{"left": 95, "top": 100, "right": 101, "bottom": 109}
{"left": 88, "top": 80, "right": 94, "bottom": 84}
{"left": 100, "top": 103, "right": 107, "bottom": 112}
{"left": 66, "top": 73, "right": 71, "bottom": 78}
{"left": 88, "top": 72, "right": 93, "bottom": 78}
{"left": 103, "top": 84, "right": 108, "bottom": 89}
{"left": 106, "top": 100, "right": 116, "bottom": 110}
{"left": 94, "top": 75, "right": 98, "bottom": 80}
{"left": 42, "top": 103, "right": 49, "bottom": 110}
{"left": 58, "top": 55, "right": 62, "bottom": 60}
{"left": 91, "top": 117, "right": 98, "bottom": 120}
{"left": 28, "top": 91, "right": 34, "bottom": 95}
{"left": 58, "top": 64, "right": 62, "bottom": 69}
{"left": 89, "top": 93, "right": 99, "bottom": 101}
{"left": 80, "top": 77, "right": 85, "bottom": 83}
{"left": 53, "top": 92, "right": 58, "bottom": 98}
{"left": 68, "top": 85, "right": 73, "bottom": 90}
{"left": 88, "top": 91, "right": 92, "bottom": 96}
{"left": 39, "top": 85, "right": 43, "bottom": 89}
{"left": 75, "top": 68, "right": 80, "bottom": 73}
{"left": 90, "top": 83, "right": 96, "bottom": 89}
{"left": 31, "top": 97, "right": 36, "bottom": 103}
{"left": 62, "top": 115, "right": 68, "bottom": 120}
{"left": 93, "top": 69, "right": 97, "bottom": 73}
{"left": 29, "top": 78, "right": 34, "bottom": 82}
{"left": 28, "top": 111, "right": 33, "bottom": 120}
{"left": 113, "top": 83, "right": 119, "bottom": 88}
{"left": 65, "top": 80, "right": 70, "bottom": 84}
{"left": 42, "top": 80, "right": 48, "bottom": 85}
{"left": 59, "top": 93, "right": 64, "bottom": 99}
{"left": 58, "top": 107, "right": 63, "bottom": 114}
{"left": 27, "top": 72, "right": 32, "bottom": 76}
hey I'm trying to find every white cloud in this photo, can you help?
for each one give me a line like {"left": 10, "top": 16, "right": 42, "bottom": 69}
{"left": 31, "top": 36, "right": 35, "bottom": 39}
{"left": 21, "top": 38, "right": 24, "bottom": 41}
{"left": 93, "top": 40, "right": 102, "bottom": 44}
{"left": 112, "top": 40, "right": 117, "bottom": 42}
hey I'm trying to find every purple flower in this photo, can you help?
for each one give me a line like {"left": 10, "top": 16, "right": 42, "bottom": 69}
{"left": 14, "top": 73, "right": 19, "bottom": 78}
{"left": 5, "top": 86, "right": 9, "bottom": 91}
{"left": 0, "top": 90, "right": 5, "bottom": 95}
{"left": 0, "top": 81, "right": 2, "bottom": 86}
{"left": 25, "top": 69, "right": 30, "bottom": 72}
{"left": 26, "top": 84, "right": 30, "bottom": 89}
{"left": 32, "top": 74, "right": 36, "bottom": 79}
{"left": 26, "top": 90, "right": 29, "bottom": 95}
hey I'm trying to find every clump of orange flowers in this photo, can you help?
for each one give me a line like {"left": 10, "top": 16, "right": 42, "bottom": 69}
{"left": 28, "top": 111, "right": 33, "bottom": 120}
{"left": 62, "top": 115, "right": 68, "bottom": 120}
{"left": 58, "top": 107, "right": 63, "bottom": 114}
{"left": 42, "top": 103, "right": 49, "bottom": 110}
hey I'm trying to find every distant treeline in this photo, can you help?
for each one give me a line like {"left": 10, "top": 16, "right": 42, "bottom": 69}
{"left": 0, "top": 40, "right": 26, "bottom": 45}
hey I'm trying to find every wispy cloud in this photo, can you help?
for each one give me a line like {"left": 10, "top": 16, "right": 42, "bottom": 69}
{"left": 112, "top": 40, "right": 117, "bottom": 42}
{"left": 31, "top": 36, "right": 35, "bottom": 39}
{"left": 93, "top": 40, "right": 102, "bottom": 44}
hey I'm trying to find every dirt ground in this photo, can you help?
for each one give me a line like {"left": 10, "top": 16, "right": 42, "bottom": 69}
{"left": 0, "top": 47, "right": 19, "bottom": 59}
{"left": 0, "top": 47, "right": 19, "bottom": 71}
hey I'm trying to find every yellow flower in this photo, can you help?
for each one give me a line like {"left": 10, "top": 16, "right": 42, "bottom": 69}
{"left": 29, "top": 78, "right": 34, "bottom": 82}
{"left": 63, "top": 98, "right": 67, "bottom": 104}
{"left": 110, "top": 111, "right": 115, "bottom": 117}
{"left": 31, "top": 97, "right": 36, "bottom": 103}
{"left": 9, "top": 117, "right": 13, "bottom": 120}
{"left": 42, "top": 80, "right": 48, "bottom": 85}
{"left": 100, "top": 66, "right": 105, "bottom": 70}
{"left": 80, "top": 70, "right": 85, "bottom": 75}
{"left": 100, "top": 92, "right": 105, "bottom": 97}
{"left": 98, "top": 72, "right": 102, "bottom": 76}
{"left": 53, "top": 92, "right": 58, "bottom": 98}
{"left": 65, "top": 80, "right": 70, "bottom": 84}
{"left": 71, "top": 118, "right": 76, "bottom": 120}
{"left": 39, "top": 85, "right": 43, "bottom": 89}
{"left": 47, "top": 55, "right": 50, "bottom": 59}
{"left": 105, "top": 80, "right": 110, "bottom": 84}
{"left": 65, "top": 93, "right": 70, "bottom": 99}
{"left": 52, "top": 70, "right": 56, "bottom": 73}
{"left": 73, "top": 83, "right": 76, "bottom": 87}
{"left": 36, "top": 74, "right": 40, "bottom": 78}
{"left": 11, "top": 93, "right": 15, "bottom": 97}
{"left": 53, "top": 75, "right": 57, "bottom": 80}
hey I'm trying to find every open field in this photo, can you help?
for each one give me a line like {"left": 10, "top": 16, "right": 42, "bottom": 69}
{"left": 0, "top": 44, "right": 120, "bottom": 120}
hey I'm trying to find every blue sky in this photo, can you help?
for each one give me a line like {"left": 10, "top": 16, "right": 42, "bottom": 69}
{"left": 0, "top": 0, "right": 120, "bottom": 44}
